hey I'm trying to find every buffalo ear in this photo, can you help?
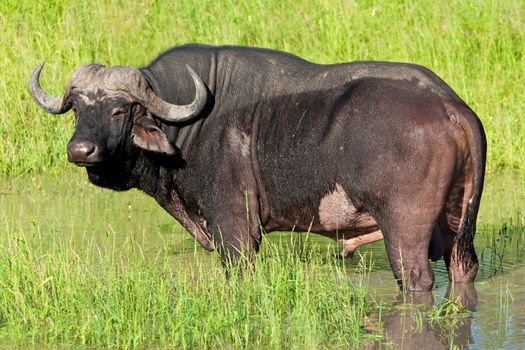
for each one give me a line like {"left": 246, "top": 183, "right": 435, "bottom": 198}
{"left": 132, "top": 114, "right": 176, "bottom": 155}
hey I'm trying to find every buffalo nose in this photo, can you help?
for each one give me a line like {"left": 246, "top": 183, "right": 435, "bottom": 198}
{"left": 67, "top": 141, "right": 100, "bottom": 166}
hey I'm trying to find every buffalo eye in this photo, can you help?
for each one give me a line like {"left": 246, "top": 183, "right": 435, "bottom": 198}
{"left": 111, "top": 107, "right": 127, "bottom": 118}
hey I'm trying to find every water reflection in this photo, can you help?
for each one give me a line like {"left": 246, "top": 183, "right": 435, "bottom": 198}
{"left": 358, "top": 171, "right": 525, "bottom": 349}
{"left": 362, "top": 219, "right": 525, "bottom": 349}
{"left": 368, "top": 283, "right": 477, "bottom": 349}
{"left": 363, "top": 220, "right": 525, "bottom": 349}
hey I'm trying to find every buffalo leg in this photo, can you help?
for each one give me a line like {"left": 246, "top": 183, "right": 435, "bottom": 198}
{"left": 338, "top": 230, "right": 383, "bottom": 258}
{"left": 441, "top": 178, "right": 479, "bottom": 283}
{"left": 381, "top": 213, "right": 438, "bottom": 292}
{"left": 442, "top": 224, "right": 478, "bottom": 283}
{"left": 210, "top": 220, "right": 260, "bottom": 273}
{"left": 207, "top": 192, "right": 261, "bottom": 275}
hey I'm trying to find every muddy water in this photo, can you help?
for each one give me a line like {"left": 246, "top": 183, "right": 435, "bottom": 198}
{"left": 1, "top": 171, "right": 524, "bottom": 349}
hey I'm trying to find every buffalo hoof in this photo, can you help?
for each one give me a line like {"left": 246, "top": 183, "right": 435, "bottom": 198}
{"left": 338, "top": 247, "right": 355, "bottom": 259}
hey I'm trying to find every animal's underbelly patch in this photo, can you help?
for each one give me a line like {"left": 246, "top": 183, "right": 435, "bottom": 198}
{"left": 318, "top": 184, "right": 377, "bottom": 232}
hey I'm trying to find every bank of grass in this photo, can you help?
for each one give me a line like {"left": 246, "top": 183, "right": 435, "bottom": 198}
{"left": 0, "top": 0, "right": 524, "bottom": 174}
{"left": 0, "top": 226, "right": 379, "bottom": 348}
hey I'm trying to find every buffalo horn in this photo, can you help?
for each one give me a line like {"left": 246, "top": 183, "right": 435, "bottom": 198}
{"left": 143, "top": 65, "right": 207, "bottom": 123}
{"left": 28, "top": 62, "right": 71, "bottom": 114}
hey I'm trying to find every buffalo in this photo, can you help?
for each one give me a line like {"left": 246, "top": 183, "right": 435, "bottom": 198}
{"left": 29, "top": 44, "right": 486, "bottom": 291}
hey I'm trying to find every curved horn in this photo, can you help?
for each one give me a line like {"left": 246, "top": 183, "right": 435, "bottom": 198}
{"left": 144, "top": 65, "right": 207, "bottom": 123}
{"left": 28, "top": 62, "right": 71, "bottom": 114}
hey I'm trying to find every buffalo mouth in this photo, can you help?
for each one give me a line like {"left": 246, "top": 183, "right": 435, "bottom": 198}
{"left": 84, "top": 163, "right": 133, "bottom": 191}
{"left": 71, "top": 160, "right": 100, "bottom": 168}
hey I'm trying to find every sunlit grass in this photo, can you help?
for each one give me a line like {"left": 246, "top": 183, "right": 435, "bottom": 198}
{"left": 0, "top": 0, "right": 524, "bottom": 174}
{"left": 0, "top": 168, "right": 523, "bottom": 348}
{"left": 0, "top": 226, "right": 379, "bottom": 348}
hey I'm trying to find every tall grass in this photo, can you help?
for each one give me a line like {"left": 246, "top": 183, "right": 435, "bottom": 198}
{"left": 0, "top": 225, "right": 378, "bottom": 348}
{"left": 0, "top": 0, "right": 524, "bottom": 174}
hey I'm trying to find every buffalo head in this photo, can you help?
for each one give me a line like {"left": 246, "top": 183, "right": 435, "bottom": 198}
{"left": 28, "top": 62, "right": 207, "bottom": 190}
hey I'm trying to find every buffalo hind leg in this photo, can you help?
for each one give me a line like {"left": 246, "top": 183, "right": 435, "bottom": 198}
{"left": 442, "top": 222, "right": 478, "bottom": 284}
{"left": 441, "top": 181, "right": 479, "bottom": 284}
{"left": 339, "top": 227, "right": 442, "bottom": 261}
{"left": 338, "top": 230, "right": 384, "bottom": 258}
{"left": 383, "top": 219, "right": 437, "bottom": 292}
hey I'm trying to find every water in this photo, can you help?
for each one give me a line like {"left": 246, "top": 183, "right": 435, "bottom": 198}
{"left": 362, "top": 171, "right": 525, "bottom": 349}
{"left": 1, "top": 171, "right": 524, "bottom": 349}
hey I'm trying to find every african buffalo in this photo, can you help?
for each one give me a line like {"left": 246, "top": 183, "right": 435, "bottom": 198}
{"left": 29, "top": 44, "right": 486, "bottom": 291}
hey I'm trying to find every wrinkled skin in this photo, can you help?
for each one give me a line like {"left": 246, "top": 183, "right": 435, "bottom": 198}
{"left": 29, "top": 44, "right": 486, "bottom": 291}
{"left": 68, "top": 93, "right": 137, "bottom": 189}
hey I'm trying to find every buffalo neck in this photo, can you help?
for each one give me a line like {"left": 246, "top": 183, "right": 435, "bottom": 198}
{"left": 130, "top": 151, "right": 162, "bottom": 197}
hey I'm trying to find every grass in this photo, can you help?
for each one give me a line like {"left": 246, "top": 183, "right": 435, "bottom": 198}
{"left": 477, "top": 216, "right": 525, "bottom": 279}
{"left": 0, "top": 225, "right": 379, "bottom": 348}
{"left": 0, "top": 174, "right": 383, "bottom": 348}
{"left": 0, "top": 163, "right": 523, "bottom": 348}
{"left": 0, "top": 0, "right": 524, "bottom": 174}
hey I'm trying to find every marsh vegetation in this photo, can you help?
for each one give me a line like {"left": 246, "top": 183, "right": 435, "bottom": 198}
{"left": 1, "top": 171, "right": 523, "bottom": 348}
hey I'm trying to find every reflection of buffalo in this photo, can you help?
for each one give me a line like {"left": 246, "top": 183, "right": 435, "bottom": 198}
{"left": 368, "top": 284, "right": 477, "bottom": 349}
{"left": 29, "top": 44, "right": 485, "bottom": 291}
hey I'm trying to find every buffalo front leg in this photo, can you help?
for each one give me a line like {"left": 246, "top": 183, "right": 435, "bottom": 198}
{"left": 207, "top": 193, "right": 261, "bottom": 276}
{"left": 210, "top": 221, "right": 260, "bottom": 274}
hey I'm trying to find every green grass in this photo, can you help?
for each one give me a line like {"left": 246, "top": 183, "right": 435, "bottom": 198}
{"left": 0, "top": 226, "right": 379, "bottom": 348}
{"left": 0, "top": 174, "right": 383, "bottom": 348}
{"left": 0, "top": 0, "right": 524, "bottom": 174}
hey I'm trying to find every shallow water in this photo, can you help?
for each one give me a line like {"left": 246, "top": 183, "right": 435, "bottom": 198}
{"left": 0, "top": 170, "right": 524, "bottom": 349}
